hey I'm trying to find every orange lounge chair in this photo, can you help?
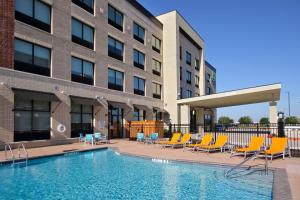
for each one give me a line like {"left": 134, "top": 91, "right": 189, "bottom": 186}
{"left": 187, "top": 134, "right": 213, "bottom": 150}
{"left": 158, "top": 133, "right": 181, "bottom": 145}
{"left": 165, "top": 133, "right": 191, "bottom": 148}
{"left": 198, "top": 135, "right": 228, "bottom": 153}
{"left": 231, "top": 136, "right": 264, "bottom": 158}
{"left": 261, "top": 137, "right": 290, "bottom": 160}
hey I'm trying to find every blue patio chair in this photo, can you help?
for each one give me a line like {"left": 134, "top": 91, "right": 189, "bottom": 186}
{"left": 94, "top": 132, "right": 108, "bottom": 144}
{"left": 85, "top": 134, "right": 94, "bottom": 146}
{"left": 150, "top": 133, "right": 159, "bottom": 143}
{"left": 137, "top": 133, "right": 145, "bottom": 143}
{"left": 79, "top": 133, "right": 85, "bottom": 143}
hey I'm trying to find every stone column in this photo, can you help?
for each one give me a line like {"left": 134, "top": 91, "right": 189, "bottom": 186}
{"left": 269, "top": 102, "right": 278, "bottom": 123}
{"left": 180, "top": 104, "right": 190, "bottom": 124}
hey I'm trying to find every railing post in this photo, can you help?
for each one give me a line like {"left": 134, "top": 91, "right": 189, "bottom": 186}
{"left": 168, "top": 123, "right": 172, "bottom": 138}
{"left": 278, "top": 119, "right": 285, "bottom": 137}
{"left": 256, "top": 123, "right": 259, "bottom": 137}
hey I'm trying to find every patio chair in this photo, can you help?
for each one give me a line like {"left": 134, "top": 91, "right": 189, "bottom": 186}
{"left": 158, "top": 133, "right": 181, "bottom": 145}
{"left": 85, "top": 134, "right": 94, "bottom": 146}
{"left": 198, "top": 135, "right": 228, "bottom": 153}
{"left": 137, "top": 133, "right": 145, "bottom": 143}
{"left": 165, "top": 133, "right": 191, "bottom": 148}
{"left": 231, "top": 136, "right": 264, "bottom": 158}
{"left": 261, "top": 137, "right": 290, "bottom": 161}
{"left": 79, "top": 133, "right": 85, "bottom": 143}
{"left": 94, "top": 132, "right": 108, "bottom": 144}
{"left": 149, "top": 133, "right": 159, "bottom": 144}
{"left": 187, "top": 134, "right": 213, "bottom": 150}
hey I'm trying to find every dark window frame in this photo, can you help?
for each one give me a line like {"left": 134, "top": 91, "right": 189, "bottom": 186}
{"left": 133, "top": 49, "right": 145, "bottom": 70}
{"left": 72, "top": 0, "right": 94, "bottom": 14}
{"left": 195, "top": 58, "right": 200, "bottom": 71}
{"left": 14, "top": 38, "right": 51, "bottom": 77}
{"left": 71, "top": 103, "right": 94, "bottom": 138}
{"left": 71, "top": 56, "right": 94, "bottom": 85}
{"left": 108, "top": 36, "right": 124, "bottom": 61}
{"left": 14, "top": 98, "right": 51, "bottom": 142}
{"left": 152, "top": 59, "right": 161, "bottom": 76}
{"left": 15, "top": 0, "right": 51, "bottom": 32}
{"left": 72, "top": 17, "right": 94, "bottom": 50}
{"left": 108, "top": 4, "right": 124, "bottom": 32}
{"left": 195, "top": 75, "right": 199, "bottom": 88}
{"left": 134, "top": 76, "right": 145, "bottom": 96}
{"left": 152, "top": 82, "right": 161, "bottom": 99}
{"left": 153, "top": 109, "right": 162, "bottom": 121}
{"left": 186, "top": 70, "right": 192, "bottom": 84}
{"left": 152, "top": 35, "right": 161, "bottom": 53}
{"left": 186, "top": 51, "right": 191, "bottom": 65}
{"left": 108, "top": 68, "right": 124, "bottom": 91}
{"left": 133, "top": 107, "right": 145, "bottom": 121}
{"left": 186, "top": 90, "right": 192, "bottom": 98}
{"left": 133, "top": 22, "right": 145, "bottom": 44}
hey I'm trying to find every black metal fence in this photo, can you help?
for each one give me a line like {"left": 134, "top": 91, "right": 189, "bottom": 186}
{"left": 166, "top": 123, "right": 300, "bottom": 156}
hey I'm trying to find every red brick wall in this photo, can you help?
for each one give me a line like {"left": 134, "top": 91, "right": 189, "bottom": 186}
{"left": 0, "top": 0, "right": 14, "bottom": 69}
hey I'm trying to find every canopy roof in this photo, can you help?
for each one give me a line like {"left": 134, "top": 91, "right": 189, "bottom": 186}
{"left": 177, "top": 83, "right": 281, "bottom": 108}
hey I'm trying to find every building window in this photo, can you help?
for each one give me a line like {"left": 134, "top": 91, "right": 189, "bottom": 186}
{"left": 186, "top": 70, "right": 192, "bottom": 84}
{"left": 195, "top": 58, "right": 200, "bottom": 70}
{"left": 14, "top": 97, "right": 51, "bottom": 141}
{"left": 14, "top": 38, "right": 51, "bottom": 76}
{"left": 133, "top": 107, "right": 145, "bottom": 121}
{"left": 152, "top": 35, "right": 161, "bottom": 53}
{"left": 152, "top": 82, "right": 161, "bottom": 99}
{"left": 180, "top": 46, "right": 182, "bottom": 60}
{"left": 186, "top": 90, "right": 192, "bottom": 98}
{"left": 15, "top": 0, "right": 51, "bottom": 32}
{"left": 206, "top": 73, "right": 211, "bottom": 83}
{"left": 108, "top": 4, "right": 123, "bottom": 31}
{"left": 72, "top": 0, "right": 94, "bottom": 14}
{"left": 206, "top": 87, "right": 211, "bottom": 95}
{"left": 152, "top": 59, "right": 161, "bottom": 76}
{"left": 72, "top": 18, "right": 94, "bottom": 49}
{"left": 108, "top": 68, "right": 124, "bottom": 91}
{"left": 180, "top": 87, "right": 183, "bottom": 99}
{"left": 133, "top": 22, "right": 145, "bottom": 44}
{"left": 134, "top": 76, "right": 145, "bottom": 96}
{"left": 180, "top": 67, "right": 182, "bottom": 80}
{"left": 71, "top": 57, "right": 94, "bottom": 85}
{"left": 153, "top": 109, "right": 162, "bottom": 121}
{"left": 133, "top": 49, "right": 145, "bottom": 70}
{"left": 108, "top": 36, "right": 124, "bottom": 61}
{"left": 195, "top": 75, "right": 199, "bottom": 88}
{"left": 71, "top": 103, "right": 93, "bottom": 138}
{"left": 186, "top": 51, "right": 191, "bottom": 65}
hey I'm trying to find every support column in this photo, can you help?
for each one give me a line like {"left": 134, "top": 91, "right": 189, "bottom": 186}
{"left": 180, "top": 104, "right": 190, "bottom": 124}
{"left": 269, "top": 102, "right": 278, "bottom": 123}
{"left": 195, "top": 108, "right": 204, "bottom": 124}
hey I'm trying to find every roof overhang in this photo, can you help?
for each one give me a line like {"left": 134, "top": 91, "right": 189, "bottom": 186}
{"left": 177, "top": 83, "right": 281, "bottom": 108}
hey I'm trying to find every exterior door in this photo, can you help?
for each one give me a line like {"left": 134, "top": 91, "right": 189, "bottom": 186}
{"left": 108, "top": 106, "right": 124, "bottom": 139}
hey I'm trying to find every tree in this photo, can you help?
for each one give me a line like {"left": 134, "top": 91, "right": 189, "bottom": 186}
{"left": 285, "top": 116, "right": 299, "bottom": 124}
{"left": 238, "top": 116, "right": 253, "bottom": 124}
{"left": 218, "top": 116, "right": 234, "bottom": 125}
{"left": 259, "top": 117, "right": 270, "bottom": 124}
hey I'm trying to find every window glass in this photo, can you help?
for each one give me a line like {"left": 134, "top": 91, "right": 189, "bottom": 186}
{"left": 14, "top": 111, "right": 32, "bottom": 131}
{"left": 72, "top": 57, "right": 82, "bottom": 76}
{"left": 33, "top": 112, "right": 50, "bottom": 130}
{"left": 82, "top": 114, "right": 92, "bottom": 123}
{"left": 71, "top": 103, "right": 81, "bottom": 112}
{"left": 108, "top": 69, "right": 115, "bottom": 84}
{"left": 82, "top": 105, "right": 93, "bottom": 113}
{"left": 33, "top": 101, "right": 49, "bottom": 111}
{"left": 116, "top": 71, "right": 123, "bottom": 85}
{"left": 83, "top": 25, "right": 93, "bottom": 43}
{"left": 134, "top": 77, "right": 139, "bottom": 89}
{"left": 34, "top": 45, "right": 50, "bottom": 68}
{"left": 83, "top": 61, "right": 93, "bottom": 78}
{"left": 72, "top": 19, "right": 82, "bottom": 38}
{"left": 139, "top": 79, "right": 145, "bottom": 90}
{"left": 15, "top": 98, "right": 32, "bottom": 110}
{"left": 15, "top": 39, "right": 32, "bottom": 64}
{"left": 83, "top": 0, "right": 93, "bottom": 7}
{"left": 71, "top": 113, "right": 81, "bottom": 123}
{"left": 15, "top": 0, "right": 33, "bottom": 17}
{"left": 35, "top": 0, "right": 50, "bottom": 24}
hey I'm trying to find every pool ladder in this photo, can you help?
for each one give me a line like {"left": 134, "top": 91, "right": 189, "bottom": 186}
{"left": 225, "top": 152, "right": 268, "bottom": 178}
{"left": 4, "top": 143, "right": 28, "bottom": 166}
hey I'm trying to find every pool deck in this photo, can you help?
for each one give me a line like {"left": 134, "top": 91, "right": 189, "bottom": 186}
{"left": 1, "top": 139, "right": 299, "bottom": 200}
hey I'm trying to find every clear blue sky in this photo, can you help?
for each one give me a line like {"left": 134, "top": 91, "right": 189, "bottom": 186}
{"left": 139, "top": 0, "right": 300, "bottom": 122}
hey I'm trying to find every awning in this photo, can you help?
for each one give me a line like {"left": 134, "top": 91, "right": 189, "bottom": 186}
{"left": 70, "top": 95, "right": 102, "bottom": 106}
{"left": 177, "top": 83, "right": 281, "bottom": 108}
{"left": 108, "top": 101, "right": 130, "bottom": 109}
{"left": 12, "top": 88, "right": 60, "bottom": 102}
{"left": 153, "top": 107, "right": 166, "bottom": 113}
{"left": 133, "top": 104, "right": 151, "bottom": 111}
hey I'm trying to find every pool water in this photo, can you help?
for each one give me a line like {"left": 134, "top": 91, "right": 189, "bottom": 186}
{"left": 0, "top": 149, "right": 273, "bottom": 200}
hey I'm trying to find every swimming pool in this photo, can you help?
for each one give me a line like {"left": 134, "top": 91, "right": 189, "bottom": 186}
{"left": 0, "top": 149, "right": 273, "bottom": 200}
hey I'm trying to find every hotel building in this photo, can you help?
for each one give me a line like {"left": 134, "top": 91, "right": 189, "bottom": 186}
{"left": 0, "top": 0, "right": 216, "bottom": 145}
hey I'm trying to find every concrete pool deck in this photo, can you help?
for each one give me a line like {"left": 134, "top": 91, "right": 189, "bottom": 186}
{"left": 0, "top": 139, "right": 299, "bottom": 200}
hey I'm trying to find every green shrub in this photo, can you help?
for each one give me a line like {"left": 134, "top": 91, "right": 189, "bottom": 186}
{"left": 238, "top": 116, "right": 253, "bottom": 124}
{"left": 218, "top": 116, "right": 234, "bottom": 125}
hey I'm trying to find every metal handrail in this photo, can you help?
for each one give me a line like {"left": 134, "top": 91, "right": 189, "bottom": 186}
{"left": 225, "top": 152, "right": 268, "bottom": 178}
{"left": 17, "top": 144, "right": 28, "bottom": 164}
{"left": 4, "top": 144, "right": 15, "bottom": 164}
